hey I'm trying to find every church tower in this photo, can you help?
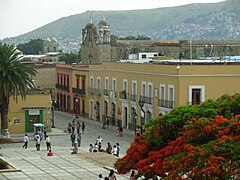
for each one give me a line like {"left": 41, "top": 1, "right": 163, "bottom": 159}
{"left": 81, "top": 17, "right": 111, "bottom": 64}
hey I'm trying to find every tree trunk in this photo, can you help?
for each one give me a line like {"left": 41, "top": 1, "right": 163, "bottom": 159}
{"left": 1, "top": 95, "right": 10, "bottom": 138}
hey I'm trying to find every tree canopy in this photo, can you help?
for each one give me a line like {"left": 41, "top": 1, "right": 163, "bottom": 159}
{"left": 110, "top": 35, "right": 151, "bottom": 41}
{"left": 0, "top": 43, "right": 37, "bottom": 136}
{"left": 59, "top": 52, "right": 80, "bottom": 64}
{"left": 115, "top": 93, "right": 240, "bottom": 179}
{"left": 17, "top": 39, "right": 44, "bottom": 55}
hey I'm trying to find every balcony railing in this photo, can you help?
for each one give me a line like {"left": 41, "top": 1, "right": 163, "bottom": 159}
{"left": 158, "top": 99, "right": 175, "bottom": 109}
{"left": 140, "top": 95, "right": 153, "bottom": 105}
{"left": 119, "top": 91, "right": 128, "bottom": 100}
{"left": 110, "top": 91, "right": 117, "bottom": 98}
{"left": 187, "top": 101, "right": 203, "bottom": 105}
{"left": 56, "top": 83, "right": 69, "bottom": 92}
{"left": 130, "top": 94, "right": 137, "bottom": 102}
{"left": 87, "top": 87, "right": 102, "bottom": 96}
{"left": 72, "top": 88, "right": 85, "bottom": 95}
{"left": 103, "top": 89, "right": 110, "bottom": 96}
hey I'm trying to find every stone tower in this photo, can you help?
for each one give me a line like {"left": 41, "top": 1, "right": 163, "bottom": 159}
{"left": 81, "top": 17, "right": 111, "bottom": 64}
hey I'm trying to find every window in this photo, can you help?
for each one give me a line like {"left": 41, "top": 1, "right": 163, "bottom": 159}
{"left": 168, "top": 85, "right": 174, "bottom": 108}
{"left": 189, "top": 86, "right": 205, "bottom": 105}
{"left": 141, "top": 82, "right": 146, "bottom": 96}
{"left": 90, "top": 77, "right": 94, "bottom": 88}
{"left": 160, "top": 84, "right": 165, "bottom": 107}
{"left": 132, "top": 81, "right": 137, "bottom": 95}
{"left": 123, "top": 80, "right": 127, "bottom": 91}
{"left": 105, "top": 77, "right": 109, "bottom": 90}
{"left": 142, "top": 54, "right": 147, "bottom": 59}
{"left": 112, "top": 78, "right": 116, "bottom": 92}
{"left": 97, "top": 78, "right": 101, "bottom": 89}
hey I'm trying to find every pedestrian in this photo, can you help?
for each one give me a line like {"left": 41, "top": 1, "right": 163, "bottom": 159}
{"left": 98, "top": 174, "right": 104, "bottom": 180}
{"left": 116, "top": 143, "right": 120, "bottom": 157}
{"left": 112, "top": 145, "right": 118, "bottom": 156}
{"left": 67, "top": 122, "right": 71, "bottom": 134}
{"left": 77, "top": 133, "right": 81, "bottom": 147}
{"left": 106, "top": 142, "right": 112, "bottom": 154}
{"left": 47, "top": 150, "right": 53, "bottom": 156}
{"left": 71, "top": 142, "right": 78, "bottom": 154}
{"left": 96, "top": 136, "right": 103, "bottom": 145}
{"left": 104, "top": 177, "right": 109, "bottom": 180}
{"left": 106, "top": 116, "right": 109, "bottom": 128}
{"left": 22, "top": 134, "right": 29, "bottom": 149}
{"left": 44, "top": 127, "right": 47, "bottom": 140}
{"left": 108, "top": 169, "right": 117, "bottom": 180}
{"left": 118, "top": 126, "right": 123, "bottom": 137}
{"left": 98, "top": 142, "right": 103, "bottom": 152}
{"left": 130, "top": 170, "right": 136, "bottom": 180}
{"left": 102, "top": 118, "right": 106, "bottom": 129}
{"left": 89, "top": 144, "right": 93, "bottom": 153}
{"left": 72, "top": 120, "right": 75, "bottom": 133}
{"left": 70, "top": 133, "right": 76, "bottom": 147}
{"left": 46, "top": 135, "right": 51, "bottom": 151}
{"left": 76, "top": 121, "right": 81, "bottom": 134}
{"left": 136, "top": 126, "right": 141, "bottom": 136}
{"left": 82, "top": 122, "right": 85, "bottom": 134}
{"left": 35, "top": 136, "right": 41, "bottom": 151}
{"left": 93, "top": 143, "right": 98, "bottom": 152}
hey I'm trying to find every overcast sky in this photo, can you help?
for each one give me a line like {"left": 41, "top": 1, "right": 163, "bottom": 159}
{"left": 0, "top": 0, "right": 224, "bottom": 39}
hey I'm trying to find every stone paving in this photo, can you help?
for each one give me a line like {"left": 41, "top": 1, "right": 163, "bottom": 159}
{"left": 0, "top": 111, "right": 135, "bottom": 180}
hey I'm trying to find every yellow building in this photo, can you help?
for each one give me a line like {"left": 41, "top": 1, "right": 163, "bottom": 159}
{"left": 56, "top": 61, "right": 240, "bottom": 131}
{"left": 8, "top": 89, "right": 52, "bottom": 134}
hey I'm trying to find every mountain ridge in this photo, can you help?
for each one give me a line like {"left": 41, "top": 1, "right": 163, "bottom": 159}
{"left": 2, "top": 0, "right": 239, "bottom": 52}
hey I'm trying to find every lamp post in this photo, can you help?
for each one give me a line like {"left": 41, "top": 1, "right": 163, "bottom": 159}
{"left": 138, "top": 99, "right": 145, "bottom": 135}
{"left": 75, "top": 98, "right": 79, "bottom": 118}
{"left": 51, "top": 100, "right": 55, "bottom": 128}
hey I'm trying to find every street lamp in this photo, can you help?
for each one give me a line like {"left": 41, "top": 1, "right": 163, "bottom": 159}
{"left": 138, "top": 99, "right": 145, "bottom": 134}
{"left": 75, "top": 98, "right": 79, "bottom": 118}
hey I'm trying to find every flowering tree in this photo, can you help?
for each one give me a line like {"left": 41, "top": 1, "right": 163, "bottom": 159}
{"left": 115, "top": 94, "right": 240, "bottom": 179}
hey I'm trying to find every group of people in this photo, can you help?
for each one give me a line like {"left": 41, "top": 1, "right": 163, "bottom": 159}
{"left": 22, "top": 128, "right": 53, "bottom": 155}
{"left": 98, "top": 169, "right": 117, "bottom": 180}
{"left": 69, "top": 119, "right": 86, "bottom": 154}
{"left": 89, "top": 136, "right": 120, "bottom": 157}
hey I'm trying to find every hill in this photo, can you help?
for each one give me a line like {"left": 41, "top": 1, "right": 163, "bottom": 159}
{"left": 2, "top": 0, "right": 240, "bottom": 52}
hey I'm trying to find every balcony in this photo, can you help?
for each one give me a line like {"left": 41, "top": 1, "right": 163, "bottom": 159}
{"left": 158, "top": 99, "right": 175, "bottom": 109}
{"left": 55, "top": 83, "right": 69, "bottom": 92}
{"left": 87, "top": 87, "right": 101, "bottom": 96}
{"left": 130, "top": 94, "right": 137, "bottom": 102}
{"left": 140, "top": 95, "right": 153, "bottom": 105}
{"left": 110, "top": 91, "right": 117, "bottom": 98}
{"left": 119, "top": 91, "right": 128, "bottom": 100}
{"left": 72, "top": 88, "right": 85, "bottom": 95}
{"left": 103, "top": 89, "right": 110, "bottom": 96}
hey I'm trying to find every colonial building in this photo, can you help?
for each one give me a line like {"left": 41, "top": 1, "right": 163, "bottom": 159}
{"left": 8, "top": 89, "right": 52, "bottom": 133}
{"left": 55, "top": 60, "right": 240, "bottom": 131}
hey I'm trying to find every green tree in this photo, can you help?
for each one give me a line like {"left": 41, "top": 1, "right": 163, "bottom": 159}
{"left": 17, "top": 39, "right": 44, "bottom": 55}
{"left": 59, "top": 52, "right": 80, "bottom": 64}
{"left": 110, "top": 35, "right": 119, "bottom": 41}
{"left": 0, "top": 44, "right": 37, "bottom": 137}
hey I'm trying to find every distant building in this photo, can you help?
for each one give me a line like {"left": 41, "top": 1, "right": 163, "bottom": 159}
{"left": 43, "top": 38, "right": 59, "bottom": 54}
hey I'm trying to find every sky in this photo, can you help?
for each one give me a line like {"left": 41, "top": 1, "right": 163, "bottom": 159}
{"left": 0, "top": 0, "right": 224, "bottom": 39}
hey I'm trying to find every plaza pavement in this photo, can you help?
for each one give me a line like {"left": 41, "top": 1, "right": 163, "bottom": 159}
{"left": 0, "top": 111, "right": 135, "bottom": 180}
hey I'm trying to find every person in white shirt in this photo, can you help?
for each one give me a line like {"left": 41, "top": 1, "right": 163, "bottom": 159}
{"left": 112, "top": 145, "right": 118, "bottom": 156}
{"left": 96, "top": 136, "right": 102, "bottom": 145}
{"left": 22, "top": 134, "right": 29, "bottom": 149}
{"left": 93, "top": 143, "right": 98, "bottom": 152}
{"left": 45, "top": 135, "right": 51, "bottom": 151}
{"left": 36, "top": 136, "right": 41, "bottom": 151}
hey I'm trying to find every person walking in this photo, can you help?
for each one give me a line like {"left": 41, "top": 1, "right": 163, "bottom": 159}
{"left": 82, "top": 122, "right": 85, "bottom": 134}
{"left": 106, "top": 116, "right": 109, "bottom": 128}
{"left": 67, "top": 122, "right": 71, "bottom": 134}
{"left": 77, "top": 133, "right": 82, "bottom": 147}
{"left": 118, "top": 126, "right": 123, "bottom": 137}
{"left": 116, "top": 143, "right": 120, "bottom": 157}
{"left": 98, "top": 174, "right": 104, "bottom": 180}
{"left": 35, "top": 136, "right": 41, "bottom": 151}
{"left": 44, "top": 127, "right": 47, "bottom": 140}
{"left": 130, "top": 170, "right": 136, "bottom": 180}
{"left": 22, "top": 134, "right": 29, "bottom": 149}
{"left": 46, "top": 135, "right": 51, "bottom": 151}
{"left": 70, "top": 133, "right": 76, "bottom": 147}
{"left": 108, "top": 169, "right": 117, "bottom": 180}
{"left": 47, "top": 150, "right": 53, "bottom": 156}
{"left": 76, "top": 121, "right": 81, "bottom": 134}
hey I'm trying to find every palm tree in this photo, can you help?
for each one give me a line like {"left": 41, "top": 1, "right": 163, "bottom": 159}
{"left": 0, "top": 43, "right": 37, "bottom": 137}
